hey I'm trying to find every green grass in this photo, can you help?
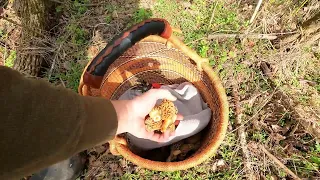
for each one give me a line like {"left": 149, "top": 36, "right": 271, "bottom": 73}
{"left": 4, "top": 50, "right": 16, "bottom": 67}
{"left": 1, "top": 28, "right": 16, "bottom": 67}
{"left": 57, "top": 62, "right": 83, "bottom": 92}
{"left": 0, "top": 48, "right": 16, "bottom": 68}
{"left": 252, "top": 130, "right": 269, "bottom": 143}
{"left": 132, "top": 8, "right": 153, "bottom": 24}
{"left": 66, "top": 23, "right": 89, "bottom": 46}
{"left": 127, "top": 8, "right": 153, "bottom": 27}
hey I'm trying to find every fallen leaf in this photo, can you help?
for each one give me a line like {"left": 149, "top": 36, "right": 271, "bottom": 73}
{"left": 181, "top": 1, "right": 191, "bottom": 8}
{"left": 120, "top": 159, "right": 126, "bottom": 167}
{"left": 63, "top": 61, "right": 72, "bottom": 71}
{"left": 248, "top": 41, "right": 255, "bottom": 47}
{"left": 0, "top": 7, "right": 4, "bottom": 17}
{"left": 271, "top": 133, "right": 286, "bottom": 144}
{"left": 91, "top": 160, "right": 103, "bottom": 167}
{"left": 87, "top": 45, "right": 99, "bottom": 59}
{"left": 271, "top": 125, "right": 285, "bottom": 133}
{"left": 93, "top": 145, "right": 107, "bottom": 154}
{"left": 112, "top": 10, "right": 118, "bottom": 19}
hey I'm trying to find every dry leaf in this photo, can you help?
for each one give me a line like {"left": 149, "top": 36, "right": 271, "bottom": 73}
{"left": 112, "top": 10, "right": 118, "bottom": 19}
{"left": 271, "top": 133, "right": 286, "bottom": 144}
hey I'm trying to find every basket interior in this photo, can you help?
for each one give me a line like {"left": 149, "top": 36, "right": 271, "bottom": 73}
{"left": 84, "top": 41, "right": 222, "bottom": 162}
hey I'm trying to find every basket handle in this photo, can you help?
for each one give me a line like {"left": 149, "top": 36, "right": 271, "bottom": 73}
{"left": 82, "top": 18, "right": 172, "bottom": 89}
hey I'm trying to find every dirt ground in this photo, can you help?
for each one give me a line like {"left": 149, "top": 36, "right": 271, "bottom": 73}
{"left": 1, "top": 0, "right": 320, "bottom": 179}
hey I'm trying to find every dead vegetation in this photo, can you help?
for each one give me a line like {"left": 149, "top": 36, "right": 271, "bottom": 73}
{"left": 1, "top": 0, "right": 320, "bottom": 179}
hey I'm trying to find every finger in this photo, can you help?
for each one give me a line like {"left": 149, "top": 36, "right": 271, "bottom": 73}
{"left": 149, "top": 133, "right": 162, "bottom": 142}
{"left": 174, "top": 120, "right": 180, "bottom": 126}
{"left": 163, "top": 130, "right": 170, "bottom": 140}
{"left": 149, "top": 131, "right": 171, "bottom": 143}
{"left": 157, "top": 130, "right": 171, "bottom": 142}
{"left": 144, "top": 131, "right": 154, "bottom": 139}
{"left": 176, "top": 114, "right": 184, "bottom": 121}
{"left": 145, "top": 89, "right": 177, "bottom": 101}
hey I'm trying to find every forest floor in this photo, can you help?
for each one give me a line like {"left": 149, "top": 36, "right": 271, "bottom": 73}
{"left": 1, "top": 0, "right": 320, "bottom": 179}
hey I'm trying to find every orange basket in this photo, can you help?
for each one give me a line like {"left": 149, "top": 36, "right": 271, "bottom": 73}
{"left": 78, "top": 19, "right": 228, "bottom": 171}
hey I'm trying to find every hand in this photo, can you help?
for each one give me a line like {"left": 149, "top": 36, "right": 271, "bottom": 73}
{"left": 111, "top": 89, "right": 183, "bottom": 142}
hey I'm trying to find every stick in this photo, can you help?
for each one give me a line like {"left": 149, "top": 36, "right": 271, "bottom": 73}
{"left": 59, "top": 77, "right": 66, "bottom": 88}
{"left": 208, "top": 2, "right": 218, "bottom": 28}
{"left": 249, "top": 0, "right": 263, "bottom": 24}
{"left": 48, "top": 0, "right": 108, "bottom": 7}
{"left": 259, "top": 144, "right": 302, "bottom": 180}
{"left": 233, "top": 83, "right": 255, "bottom": 179}
{"left": 208, "top": 33, "right": 277, "bottom": 40}
{"left": 48, "top": 45, "right": 62, "bottom": 80}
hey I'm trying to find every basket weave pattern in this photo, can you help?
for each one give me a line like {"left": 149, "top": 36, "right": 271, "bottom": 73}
{"left": 79, "top": 36, "right": 228, "bottom": 171}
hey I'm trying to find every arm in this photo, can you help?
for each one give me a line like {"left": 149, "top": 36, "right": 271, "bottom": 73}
{"left": 0, "top": 66, "right": 117, "bottom": 179}
{"left": 0, "top": 66, "right": 179, "bottom": 179}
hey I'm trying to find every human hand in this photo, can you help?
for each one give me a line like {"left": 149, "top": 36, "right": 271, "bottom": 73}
{"left": 111, "top": 89, "right": 183, "bottom": 142}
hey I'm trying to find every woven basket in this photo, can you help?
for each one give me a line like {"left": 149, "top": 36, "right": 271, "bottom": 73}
{"left": 78, "top": 19, "right": 228, "bottom": 171}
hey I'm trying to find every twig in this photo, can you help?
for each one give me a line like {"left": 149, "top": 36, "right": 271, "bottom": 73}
{"left": 208, "top": 33, "right": 277, "bottom": 40}
{"left": 292, "top": 0, "right": 309, "bottom": 16}
{"left": 233, "top": 83, "right": 255, "bottom": 179}
{"left": 48, "top": 0, "right": 108, "bottom": 7}
{"left": 208, "top": 2, "right": 218, "bottom": 28}
{"left": 308, "top": 107, "right": 320, "bottom": 119}
{"left": 259, "top": 144, "right": 302, "bottom": 180}
{"left": 226, "top": 90, "right": 275, "bottom": 136}
{"left": 249, "top": 0, "right": 263, "bottom": 24}
{"left": 289, "top": 123, "right": 300, "bottom": 136}
{"left": 48, "top": 45, "right": 62, "bottom": 80}
{"left": 59, "top": 77, "right": 66, "bottom": 88}
{"left": 48, "top": 0, "right": 63, "bottom": 3}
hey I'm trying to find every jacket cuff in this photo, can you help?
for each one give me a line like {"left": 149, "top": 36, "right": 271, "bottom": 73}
{"left": 77, "top": 96, "right": 118, "bottom": 151}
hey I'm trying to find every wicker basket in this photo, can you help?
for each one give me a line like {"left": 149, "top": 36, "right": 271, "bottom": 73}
{"left": 78, "top": 19, "right": 228, "bottom": 171}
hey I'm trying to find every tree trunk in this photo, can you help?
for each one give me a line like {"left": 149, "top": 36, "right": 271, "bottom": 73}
{"left": 12, "top": 0, "right": 50, "bottom": 76}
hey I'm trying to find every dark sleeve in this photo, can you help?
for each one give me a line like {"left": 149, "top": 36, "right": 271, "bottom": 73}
{"left": 0, "top": 66, "right": 118, "bottom": 179}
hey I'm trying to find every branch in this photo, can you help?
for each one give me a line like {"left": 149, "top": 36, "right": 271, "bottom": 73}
{"left": 233, "top": 82, "right": 255, "bottom": 179}
{"left": 208, "top": 33, "right": 277, "bottom": 40}
{"left": 250, "top": 0, "right": 263, "bottom": 24}
{"left": 208, "top": 2, "right": 218, "bottom": 28}
{"left": 259, "top": 144, "right": 302, "bottom": 180}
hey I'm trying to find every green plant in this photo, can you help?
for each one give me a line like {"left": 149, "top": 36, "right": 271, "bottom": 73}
{"left": 132, "top": 8, "right": 153, "bottom": 24}
{"left": 55, "top": 5, "right": 63, "bottom": 13}
{"left": 66, "top": 24, "right": 88, "bottom": 46}
{"left": 4, "top": 50, "right": 16, "bottom": 68}
{"left": 105, "top": 15, "right": 112, "bottom": 24}
{"left": 252, "top": 130, "right": 268, "bottom": 143}
{"left": 72, "top": 0, "right": 89, "bottom": 15}
{"left": 58, "top": 62, "right": 83, "bottom": 92}
{"left": 105, "top": 4, "right": 115, "bottom": 12}
{"left": 198, "top": 41, "right": 209, "bottom": 58}
{"left": 278, "top": 170, "right": 286, "bottom": 178}
{"left": 0, "top": 29, "right": 4, "bottom": 38}
{"left": 310, "top": 142, "right": 320, "bottom": 166}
